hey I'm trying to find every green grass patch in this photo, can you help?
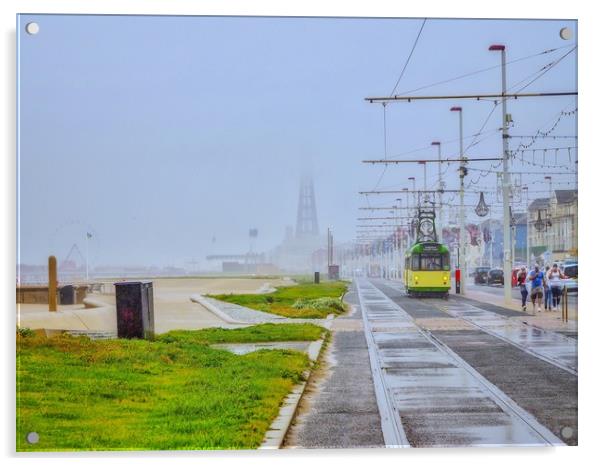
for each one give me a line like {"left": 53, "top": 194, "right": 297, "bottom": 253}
{"left": 158, "top": 323, "right": 326, "bottom": 345}
{"left": 208, "top": 281, "right": 349, "bottom": 318}
{"left": 16, "top": 323, "right": 326, "bottom": 451}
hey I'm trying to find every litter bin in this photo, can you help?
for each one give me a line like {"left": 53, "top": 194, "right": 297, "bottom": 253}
{"left": 114, "top": 281, "right": 155, "bottom": 339}
{"left": 59, "top": 284, "right": 75, "bottom": 305}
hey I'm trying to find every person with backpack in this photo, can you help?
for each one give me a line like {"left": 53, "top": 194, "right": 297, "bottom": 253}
{"left": 517, "top": 266, "right": 529, "bottom": 312}
{"left": 528, "top": 265, "right": 545, "bottom": 312}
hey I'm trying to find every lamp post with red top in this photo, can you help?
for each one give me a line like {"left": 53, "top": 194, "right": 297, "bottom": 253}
{"left": 489, "top": 43, "right": 512, "bottom": 304}
{"left": 450, "top": 106, "right": 466, "bottom": 294}
{"left": 432, "top": 141, "right": 443, "bottom": 239}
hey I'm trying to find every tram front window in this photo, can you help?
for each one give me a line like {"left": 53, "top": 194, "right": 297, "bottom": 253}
{"left": 420, "top": 254, "right": 442, "bottom": 271}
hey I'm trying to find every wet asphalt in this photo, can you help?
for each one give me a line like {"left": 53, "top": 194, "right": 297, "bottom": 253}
{"left": 283, "top": 288, "right": 385, "bottom": 448}
{"left": 371, "top": 280, "right": 578, "bottom": 446}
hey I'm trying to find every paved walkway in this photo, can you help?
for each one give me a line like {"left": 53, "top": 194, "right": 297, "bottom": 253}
{"left": 17, "top": 277, "right": 296, "bottom": 334}
{"left": 463, "top": 285, "right": 578, "bottom": 325}
{"left": 284, "top": 288, "right": 384, "bottom": 448}
{"left": 198, "top": 296, "right": 331, "bottom": 327}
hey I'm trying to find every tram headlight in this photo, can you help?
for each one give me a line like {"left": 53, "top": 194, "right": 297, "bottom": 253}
{"left": 414, "top": 276, "right": 419, "bottom": 283}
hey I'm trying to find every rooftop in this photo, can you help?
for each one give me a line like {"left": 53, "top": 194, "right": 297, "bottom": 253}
{"left": 555, "top": 189, "right": 578, "bottom": 205}
{"left": 528, "top": 198, "right": 550, "bottom": 211}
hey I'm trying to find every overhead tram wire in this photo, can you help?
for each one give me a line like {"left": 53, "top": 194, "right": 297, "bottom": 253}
{"left": 513, "top": 46, "right": 577, "bottom": 94}
{"left": 372, "top": 103, "right": 389, "bottom": 191}
{"left": 389, "top": 18, "right": 427, "bottom": 97}
{"left": 367, "top": 51, "right": 575, "bottom": 178}
{"left": 371, "top": 17, "right": 427, "bottom": 192}
{"left": 392, "top": 43, "right": 575, "bottom": 97}
{"left": 463, "top": 50, "right": 576, "bottom": 192}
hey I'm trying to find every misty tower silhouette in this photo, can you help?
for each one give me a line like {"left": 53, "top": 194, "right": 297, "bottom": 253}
{"left": 295, "top": 175, "right": 319, "bottom": 238}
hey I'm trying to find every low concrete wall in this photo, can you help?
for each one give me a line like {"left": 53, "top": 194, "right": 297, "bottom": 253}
{"left": 16, "top": 286, "right": 53, "bottom": 304}
{"left": 17, "top": 285, "right": 88, "bottom": 305}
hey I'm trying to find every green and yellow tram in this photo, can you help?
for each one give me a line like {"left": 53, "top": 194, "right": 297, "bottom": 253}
{"left": 403, "top": 208, "right": 451, "bottom": 297}
{"left": 403, "top": 242, "right": 451, "bottom": 297}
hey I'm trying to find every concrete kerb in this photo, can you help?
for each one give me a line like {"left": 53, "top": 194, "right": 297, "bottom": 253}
{"left": 259, "top": 314, "right": 334, "bottom": 449}
{"left": 82, "top": 297, "right": 114, "bottom": 311}
{"left": 190, "top": 294, "right": 247, "bottom": 324}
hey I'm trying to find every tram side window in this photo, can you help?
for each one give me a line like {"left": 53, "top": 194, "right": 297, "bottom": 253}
{"left": 411, "top": 254, "right": 420, "bottom": 270}
{"left": 420, "top": 254, "right": 442, "bottom": 271}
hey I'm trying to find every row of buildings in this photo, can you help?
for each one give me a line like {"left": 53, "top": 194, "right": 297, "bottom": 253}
{"left": 479, "top": 189, "right": 577, "bottom": 267}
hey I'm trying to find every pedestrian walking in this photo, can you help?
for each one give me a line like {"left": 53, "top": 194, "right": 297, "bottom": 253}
{"left": 528, "top": 265, "right": 545, "bottom": 312}
{"left": 517, "top": 266, "right": 529, "bottom": 312}
{"left": 543, "top": 265, "right": 552, "bottom": 310}
{"left": 547, "top": 263, "right": 566, "bottom": 310}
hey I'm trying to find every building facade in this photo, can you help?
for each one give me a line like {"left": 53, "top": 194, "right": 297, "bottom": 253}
{"left": 528, "top": 190, "right": 577, "bottom": 262}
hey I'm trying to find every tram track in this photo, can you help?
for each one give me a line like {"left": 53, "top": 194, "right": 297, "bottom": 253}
{"left": 356, "top": 279, "right": 565, "bottom": 447}
{"left": 427, "top": 297, "right": 577, "bottom": 376}
{"left": 378, "top": 281, "right": 577, "bottom": 376}
{"left": 357, "top": 281, "right": 410, "bottom": 448}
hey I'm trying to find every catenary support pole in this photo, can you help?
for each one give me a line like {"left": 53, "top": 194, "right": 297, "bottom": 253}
{"left": 490, "top": 44, "right": 513, "bottom": 305}
{"left": 451, "top": 106, "right": 466, "bottom": 295}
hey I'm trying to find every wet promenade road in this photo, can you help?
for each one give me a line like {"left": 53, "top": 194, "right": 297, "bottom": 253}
{"left": 370, "top": 279, "right": 578, "bottom": 446}
{"left": 431, "top": 299, "right": 577, "bottom": 374}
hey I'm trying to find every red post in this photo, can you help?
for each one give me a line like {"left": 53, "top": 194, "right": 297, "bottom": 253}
{"left": 455, "top": 268, "right": 461, "bottom": 294}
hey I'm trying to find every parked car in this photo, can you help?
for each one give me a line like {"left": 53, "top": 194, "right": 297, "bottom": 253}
{"left": 511, "top": 267, "right": 521, "bottom": 287}
{"left": 474, "top": 267, "right": 491, "bottom": 285}
{"left": 562, "top": 263, "right": 578, "bottom": 293}
{"left": 563, "top": 263, "right": 578, "bottom": 278}
{"left": 487, "top": 268, "right": 504, "bottom": 285}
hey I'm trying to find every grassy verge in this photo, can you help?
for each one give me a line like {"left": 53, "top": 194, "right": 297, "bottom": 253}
{"left": 17, "top": 323, "right": 326, "bottom": 451}
{"left": 208, "top": 281, "right": 349, "bottom": 318}
{"left": 158, "top": 323, "right": 325, "bottom": 345}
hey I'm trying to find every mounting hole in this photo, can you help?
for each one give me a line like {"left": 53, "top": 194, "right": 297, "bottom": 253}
{"left": 559, "top": 27, "right": 572, "bottom": 40}
{"left": 25, "top": 22, "right": 40, "bottom": 35}
{"left": 561, "top": 426, "right": 574, "bottom": 439}
{"left": 26, "top": 432, "right": 39, "bottom": 444}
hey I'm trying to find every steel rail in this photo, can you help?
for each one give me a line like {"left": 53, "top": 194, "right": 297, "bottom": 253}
{"left": 369, "top": 282, "right": 564, "bottom": 446}
{"left": 429, "top": 297, "right": 578, "bottom": 376}
{"left": 355, "top": 280, "right": 411, "bottom": 448}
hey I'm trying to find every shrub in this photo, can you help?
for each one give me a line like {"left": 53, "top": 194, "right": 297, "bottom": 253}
{"left": 291, "top": 297, "right": 345, "bottom": 313}
{"left": 17, "top": 327, "right": 35, "bottom": 338}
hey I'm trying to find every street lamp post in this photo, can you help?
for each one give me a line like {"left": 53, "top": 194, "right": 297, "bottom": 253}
{"left": 450, "top": 106, "right": 466, "bottom": 295}
{"left": 489, "top": 44, "right": 512, "bottom": 304}
{"left": 432, "top": 141, "right": 443, "bottom": 237}
{"left": 408, "top": 177, "right": 417, "bottom": 243}
{"left": 545, "top": 176, "right": 553, "bottom": 256}
{"left": 396, "top": 198, "right": 403, "bottom": 279}
{"left": 418, "top": 161, "right": 427, "bottom": 206}
{"left": 408, "top": 177, "right": 417, "bottom": 210}
{"left": 523, "top": 186, "right": 530, "bottom": 267}
{"left": 403, "top": 187, "right": 411, "bottom": 244}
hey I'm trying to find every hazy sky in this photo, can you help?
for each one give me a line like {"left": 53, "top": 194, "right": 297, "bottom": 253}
{"left": 17, "top": 15, "right": 577, "bottom": 268}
